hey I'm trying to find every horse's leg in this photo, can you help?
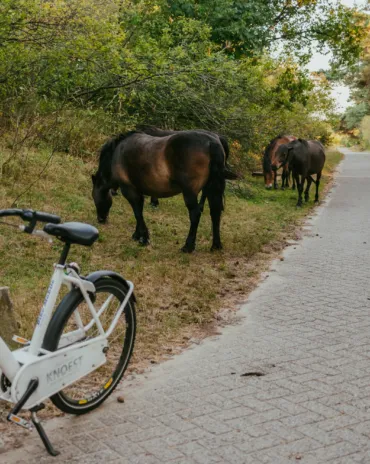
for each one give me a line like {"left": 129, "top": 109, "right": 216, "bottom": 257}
{"left": 315, "top": 172, "right": 322, "bottom": 203}
{"left": 284, "top": 166, "right": 290, "bottom": 189}
{"left": 150, "top": 197, "right": 159, "bottom": 208}
{"left": 281, "top": 170, "right": 286, "bottom": 190}
{"left": 110, "top": 183, "right": 119, "bottom": 196}
{"left": 199, "top": 189, "right": 207, "bottom": 213}
{"left": 120, "top": 185, "right": 150, "bottom": 245}
{"left": 181, "top": 191, "right": 202, "bottom": 253}
{"left": 291, "top": 168, "right": 296, "bottom": 190}
{"left": 304, "top": 176, "right": 313, "bottom": 202}
{"left": 208, "top": 190, "right": 223, "bottom": 251}
{"left": 273, "top": 170, "right": 278, "bottom": 189}
{"left": 296, "top": 174, "right": 303, "bottom": 207}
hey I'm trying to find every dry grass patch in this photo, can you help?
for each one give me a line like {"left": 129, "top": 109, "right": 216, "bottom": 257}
{"left": 0, "top": 148, "right": 342, "bottom": 361}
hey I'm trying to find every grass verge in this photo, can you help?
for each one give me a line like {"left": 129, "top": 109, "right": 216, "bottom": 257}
{"left": 0, "top": 147, "right": 342, "bottom": 429}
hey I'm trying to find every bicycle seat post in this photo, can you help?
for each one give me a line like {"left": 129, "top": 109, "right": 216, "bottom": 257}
{"left": 58, "top": 243, "right": 71, "bottom": 265}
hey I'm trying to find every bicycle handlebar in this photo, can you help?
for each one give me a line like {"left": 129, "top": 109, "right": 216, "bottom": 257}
{"left": 0, "top": 209, "right": 61, "bottom": 225}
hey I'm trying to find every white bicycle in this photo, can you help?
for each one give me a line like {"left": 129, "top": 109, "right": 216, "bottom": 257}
{"left": 0, "top": 208, "right": 136, "bottom": 456}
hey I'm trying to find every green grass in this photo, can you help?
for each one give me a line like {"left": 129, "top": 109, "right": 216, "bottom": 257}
{"left": 0, "top": 148, "right": 342, "bottom": 368}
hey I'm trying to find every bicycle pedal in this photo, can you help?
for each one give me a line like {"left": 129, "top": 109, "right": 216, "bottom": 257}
{"left": 8, "top": 414, "right": 33, "bottom": 430}
{"left": 12, "top": 335, "right": 30, "bottom": 346}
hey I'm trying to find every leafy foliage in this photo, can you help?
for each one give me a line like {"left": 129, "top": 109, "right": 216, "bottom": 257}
{"left": 344, "top": 102, "right": 370, "bottom": 130}
{"left": 340, "top": 20, "right": 370, "bottom": 141}
{"left": 0, "top": 0, "right": 363, "bottom": 165}
{"left": 166, "top": 0, "right": 366, "bottom": 64}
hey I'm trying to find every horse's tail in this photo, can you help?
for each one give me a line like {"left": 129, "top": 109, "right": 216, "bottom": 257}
{"left": 207, "top": 141, "right": 226, "bottom": 210}
{"left": 219, "top": 135, "right": 230, "bottom": 161}
{"left": 219, "top": 135, "right": 239, "bottom": 180}
{"left": 224, "top": 167, "right": 239, "bottom": 180}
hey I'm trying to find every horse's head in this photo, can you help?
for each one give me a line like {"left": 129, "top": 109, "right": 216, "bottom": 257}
{"left": 264, "top": 171, "right": 274, "bottom": 189}
{"left": 92, "top": 173, "right": 113, "bottom": 224}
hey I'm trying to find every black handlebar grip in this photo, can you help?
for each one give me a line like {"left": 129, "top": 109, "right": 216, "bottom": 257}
{"left": 0, "top": 208, "right": 24, "bottom": 218}
{"left": 0, "top": 209, "right": 61, "bottom": 224}
{"left": 34, "top": 211, "right": 61, "bottom": 224}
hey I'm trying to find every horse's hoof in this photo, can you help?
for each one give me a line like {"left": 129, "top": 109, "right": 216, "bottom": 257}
{"left": 296, "top": 203, "right": 302, "bottom": 208}
{"left": 314, "top": 199, "right": 319, "bottom": 204}
{"left": 281, "top": 187, "right": 285, "bottom": 191}
{"left": 139, "top": 237, "right": 150, "bottom": 246}
{"left": 181, "top": 245, "right": 195, "bottom": 253}
{"left": 132, "top": 232, "right": 140, "bottom": 241}
{"left": 150, "top": 203, "right": 159, "bottom": 209}
{"left": 211, "top": 244, "right": 223, "bottom": 252}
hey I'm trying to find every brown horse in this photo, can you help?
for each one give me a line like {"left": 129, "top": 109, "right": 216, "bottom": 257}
{"left": 92, "top": 130, "right": 226, "bottom": 253}
{"left": 273, "top": 139, "right": 326, "bottom": 207}
{"left": 110, "top": 125, "right": 237, "bottom": 210}
{"left": 263, "top": 135, "right": 297, "bottom": 189}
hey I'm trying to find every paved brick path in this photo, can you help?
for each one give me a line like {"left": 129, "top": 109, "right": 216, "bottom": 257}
{"left": 3, "top": 149, "right": 370, "bottom": 463}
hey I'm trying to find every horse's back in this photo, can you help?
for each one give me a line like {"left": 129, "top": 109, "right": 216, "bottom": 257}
{"left": 168, "top": 131, "right": 219, "bottom": 151}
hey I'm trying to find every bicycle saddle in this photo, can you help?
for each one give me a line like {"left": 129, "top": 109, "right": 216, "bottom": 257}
{"left": 44, "top": 222, "right": 99, "bottom": 246}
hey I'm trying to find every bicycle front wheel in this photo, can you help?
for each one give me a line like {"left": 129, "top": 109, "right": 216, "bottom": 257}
{"left": 42, "top": 277, "right": 136, "bottom": 414}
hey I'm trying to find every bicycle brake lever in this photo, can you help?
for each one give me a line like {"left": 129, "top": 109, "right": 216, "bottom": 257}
{"left": 18, "top": 225, "right": 53, "bottom": 243}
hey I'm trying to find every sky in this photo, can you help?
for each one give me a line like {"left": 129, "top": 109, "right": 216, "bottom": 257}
{"left": 307, "top": 0, "right": 366, "bottom": 112}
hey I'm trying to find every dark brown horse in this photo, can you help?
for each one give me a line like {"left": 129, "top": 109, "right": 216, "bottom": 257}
{"left": 273, "top": 139, "right": 325, "bottom": 207}
{"left": 112, "top": 126, "right": 237, "bottom": 210}
{"left": 263, "top": 135, "right": 297, "bottom": 189}
{"left": 92, "top": 131, "right": 226, "bottom": 252}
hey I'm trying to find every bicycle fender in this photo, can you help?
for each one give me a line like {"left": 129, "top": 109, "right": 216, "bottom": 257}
{"left": 83, "top": 271, "right": 136, "bottom": 302}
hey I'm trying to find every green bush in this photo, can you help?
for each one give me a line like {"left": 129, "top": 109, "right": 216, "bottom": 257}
{"left": 0, "top": 0, "right": 358, "bottom": 166}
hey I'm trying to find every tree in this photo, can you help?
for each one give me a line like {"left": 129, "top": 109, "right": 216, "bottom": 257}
{"left": 0, "top": 0, "right": 343, "bottom": 161}
{"left": 166, "top": 0, "right": 366, "bottom": 65}
{"left": 344, "top": 102, "right": 369, "bottom": 129}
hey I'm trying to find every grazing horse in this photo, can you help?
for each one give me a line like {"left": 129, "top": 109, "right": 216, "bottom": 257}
{"left": 109, "top": 126, "right": 235, "bottom": 209}
{"left": 132, "top": 126, "right": 237, "bottom": 210}
{"left": 263, "top": 135, "right": 297, "bottom": 189}
{"left": 109, "top": 123, "right": 234, "bottom": 207}
{"left": 92, "top": 131, "right": 226, "bottom": 253}
{"left": 273, "top": 139, "right": 325, "bottom": 207}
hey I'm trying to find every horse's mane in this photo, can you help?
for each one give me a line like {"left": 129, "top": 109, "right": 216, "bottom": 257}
{"left": 263, "top": 134, "right": 286, "bottom": 172}
{"left": 96, "top": 130, "right": 139, "bottom": 181}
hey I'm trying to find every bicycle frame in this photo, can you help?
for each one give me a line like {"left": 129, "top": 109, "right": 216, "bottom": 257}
{"left": 0, "top": 261, "right": 134, "bottom": 408}
{"left": 0, "top": 209, "right": 136, "bottom": 456}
